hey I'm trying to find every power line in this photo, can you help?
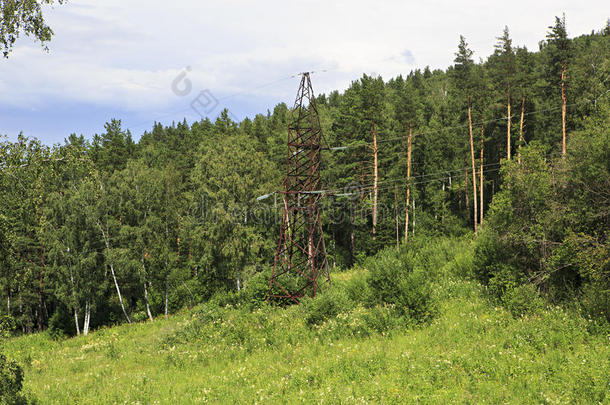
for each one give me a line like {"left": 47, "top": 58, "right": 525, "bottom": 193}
{"left": 265, "top": 161, "right": 504, "bottom": 200}
{"left": 321, "top": 97, "right": 599, "bottom": 152}
{"left": 127, "top": 70, "right": 334, "bottom": 132}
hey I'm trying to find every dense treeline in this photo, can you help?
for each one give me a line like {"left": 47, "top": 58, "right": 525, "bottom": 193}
{"left": 1, "top": 18, "right": 609, "bottom": 336}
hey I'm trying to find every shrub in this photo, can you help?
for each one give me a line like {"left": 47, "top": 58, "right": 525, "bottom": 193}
{"left": 486, "top": 263, "right": 521, "bottom": 300}
{"left": 394, "top": 270, "right": 435, "bottom": 322}
{"left": 47, "top": 309, "right": 72, "bottom": 340}
{"left": 338, "top": 271, "right": 372, "bottom": 305}
{"left": 579, "top": 282, "right": 610, "bottom": 331}
{"left": 366, "top": 249, "right": 412, "bottom": 306}
{"left": 0, "top": 353, "right": 27, "bottom": 405}
{"left": 366, "top": 248, "right": 435, "bottom": 323}
{"left": 208, "top": 290, "right": 242, "bottom": 308}
{"left": 0, "top": 317, "right": 28, "bottom": 405}
{"left": 242, "top": 270, "right": 271, "bottom": 309}
{"left": 0, "top": 316, "right": 16, "bottom": 340}
{"left": 362, "top": 304, "right": 404, "bottom": 334}
{"left": 302, "top": 287, "right": 352, "bottom": 327}
{"left": 503, "top": 284, "right": 545, "bottom": 317}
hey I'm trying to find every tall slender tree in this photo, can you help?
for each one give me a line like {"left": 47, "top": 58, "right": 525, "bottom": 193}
{"left": 546, "top": 15, "right": 571, "bottom": 156}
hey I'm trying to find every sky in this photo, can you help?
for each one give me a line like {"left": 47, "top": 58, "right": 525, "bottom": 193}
{"left": 0, "top": 0, "right": 608, "bottom": 144}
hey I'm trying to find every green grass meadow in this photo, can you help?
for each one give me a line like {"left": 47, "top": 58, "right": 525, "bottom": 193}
{"left": 4, "top": 239, "right": 609, "bottom": 404}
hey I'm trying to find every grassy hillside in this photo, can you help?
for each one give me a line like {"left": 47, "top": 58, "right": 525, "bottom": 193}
{"left": 4, "top": 238, "right": 609, "bottom": 404}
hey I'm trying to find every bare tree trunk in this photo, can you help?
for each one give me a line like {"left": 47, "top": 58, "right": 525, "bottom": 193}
{"left": 518, "top": 96, "right": 525, "bottom": 165}
{"left": 468, "top": 96, "right": 478, "bottom": 234}
{"left": 164, "top": 280, "right": 169, "bottom": 319}
{"left": 110, "top": 262, "right": 131, "bottom": 324}
{"left": 404, "top": 125, "right": 413, "bottom": 243}
{"left": 83, "top": 301, "right": 90, "bottom": 336}
{"left": 74, "top": 307, "right": 80, "bottom": 336}
{"left": 371, "top": 122, "right": 378, "bottom": 241}
{"left": 561, "top": 64, "right": 567, "bottom": 156}
{"left": 507, "top": 82, "right": 511, "bottom": 161}
{"left": 7, "top": 289, "right": 10, "bottom": 316}
{"left": 480, "top": 124, "right": 484, "bottom": 225}
{"left": 38, "top": 249, "right": 45, "bottom": 332}
{"left": 144, "top": 281, "right": 154, "bottom": 322}
{"left": 98, "top": 221, "right": 131, "bottom": 324}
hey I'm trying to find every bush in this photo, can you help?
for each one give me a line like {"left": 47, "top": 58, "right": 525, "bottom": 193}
{"left": 302, "top": 287, "right": 352, "bottom": 327}
{"left": 449, "top": 245, "right": 475, "bottom": 279}
{"left": 366, "top": 249, "right": 412, "bottom": 306}
{"left": 0, "top": 317, "right": 28, "bottom": 405}
{"left": 394, "top": 270, "right": 435, "bottom": 322}
{"left": 311, "top": 304, "right": 404, "bottom": 340}
{"left": 208, "top": 290, "right": 242, "bottom": 308}
{"left": 0, "top": 316, "right": 16, "bottom": 340}
{"left": 336, "top": 271, "right": 372, "bottom": 305}
{"left": 0, "top": 353, "right": 28, "bottom": 405}
{"left": 366, "top": 248, "right": 435, "bottom": 323}
{"left": 47, "top": 309, "right": 72, "bottom": 340}
{"left": 242, "top": 270, "right": 271, "bottom": 309}
{"left": 579, "top": 282, "right": 610, "bottom": 331}
{"left": 503, "top": 284, "right": 545, "bottom": 317}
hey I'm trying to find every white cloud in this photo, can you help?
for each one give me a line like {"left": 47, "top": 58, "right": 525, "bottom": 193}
{"left": 0, "top": 0, "right": 608, "bottom": 115}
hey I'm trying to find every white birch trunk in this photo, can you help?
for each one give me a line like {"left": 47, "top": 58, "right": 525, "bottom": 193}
{"left": 74, "top": 307, "right": 80, "bottom": 336}
{"left": 83, "top": 301, "right": 91, "bottom": 336}
{"left": 164, "top": 280, "right": 168, "bottom": 319}
{"left": 98, "top": 221, "right": 131, "bottom": 324}
{"left": 144, "top": 281, "right": 154, "bottom": 322}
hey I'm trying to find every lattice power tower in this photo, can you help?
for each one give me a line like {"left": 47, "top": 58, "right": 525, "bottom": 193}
{"left": 267, "top": 72, "right": 329, "bottom": 303}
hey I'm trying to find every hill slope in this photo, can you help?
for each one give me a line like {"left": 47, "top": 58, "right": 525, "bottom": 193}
{"left": 5, "top": 239, "right": 609, "bottom": 404}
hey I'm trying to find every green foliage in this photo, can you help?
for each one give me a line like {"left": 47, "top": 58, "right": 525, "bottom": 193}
{"left": 502, "top": 284, "right": 545, "bottom": 317}
{"left": 241, "top": 268, "right": 273, "bottom": 309}
{"left": 0, "top": 316, "right": 15, "bottom": 340}
{"left": 0, "top": 0, "right": 65, "bottom": 58}
{"left": 0, "top": 17, "right": 609, "bottom": 404}
{"left": 3, "top": 253, "right": 609, "bottom": 404}
{"left": 301, "top": 287, "right": 352, "bottom": 327}
{"left": 1, "top": 18, "right": 609, "bottom": 338}
{"left": 46, "top": 307, "right": 72, "bottom": 340}
{"left": 475, "top": 101, "right": 610, "bottom": 327}
{"left": 0, "top": 353, "right": 27, "bottom": 405}
{"left": 335, "top": 270, "right": 372, "bottom": 305}
{"left": 366, "top": 246, "right": 435, "bottom": 322}
{"left": 0, "top": 316, "right": 27, "bottom": 405}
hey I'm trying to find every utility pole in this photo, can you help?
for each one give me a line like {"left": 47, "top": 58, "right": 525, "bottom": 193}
{"left": 268, "top": 72, "right": 329, "bottom": 303}
{"left": 404, "top": 124, "right": 413, "bottom": 243}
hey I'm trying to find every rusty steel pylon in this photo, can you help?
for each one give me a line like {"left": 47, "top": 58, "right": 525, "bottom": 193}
{"left": 267, "top": 72, "right": 329, "bottom": 303}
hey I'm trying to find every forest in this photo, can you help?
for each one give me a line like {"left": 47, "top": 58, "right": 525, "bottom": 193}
{"left": 0, "top": 15, "right": 609, "bottom": 403}
{"left": 1, "top": 16, "right": 608, "bottom": 334}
